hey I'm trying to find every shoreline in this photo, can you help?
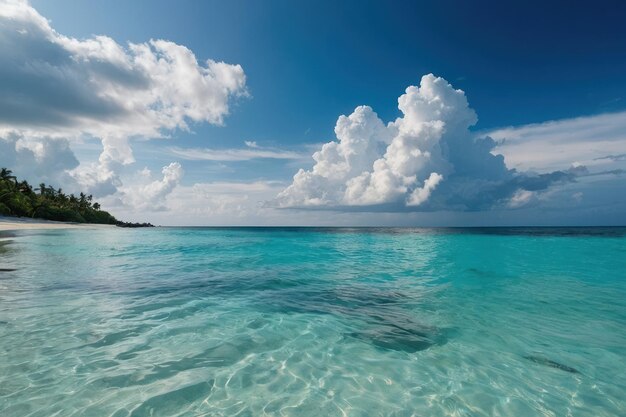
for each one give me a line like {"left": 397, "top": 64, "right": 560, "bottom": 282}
{"left": 0, "top": 216, "right": 116, "bottom": 231}
{"left": 2, "top": 217, "right": 624, "bottom": 232}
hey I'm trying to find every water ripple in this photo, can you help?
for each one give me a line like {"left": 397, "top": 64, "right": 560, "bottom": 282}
{"left": 0, "top": 228, "right": 624, "bottom": 416}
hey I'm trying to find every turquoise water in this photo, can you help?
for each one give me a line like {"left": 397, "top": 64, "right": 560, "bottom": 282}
{"left": 1, "top": 227, "right": 625, "bottom": 416}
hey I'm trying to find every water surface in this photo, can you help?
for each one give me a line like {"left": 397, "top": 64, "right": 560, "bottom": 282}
{"left": 1, "top": 227, "right": 625, "bottom": 416}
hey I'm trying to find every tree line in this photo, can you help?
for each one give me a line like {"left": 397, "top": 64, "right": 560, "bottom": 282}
{"left": 0, "top": 167, "right": 151, "bottom": 226}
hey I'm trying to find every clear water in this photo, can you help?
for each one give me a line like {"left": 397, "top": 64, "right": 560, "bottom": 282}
{"left": 1, "top": 227, "right": 625, "bottom": 417}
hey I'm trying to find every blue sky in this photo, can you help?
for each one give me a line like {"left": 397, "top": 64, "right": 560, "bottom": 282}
{"left": 32, "top": 0, "right": 626, "bottom": 128}
{"left": 1, "top": 0, "right": 625, "bottom": 225}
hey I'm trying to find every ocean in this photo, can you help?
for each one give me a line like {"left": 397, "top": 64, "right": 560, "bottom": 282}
{"left": 1, "top": 227, "right": 625, "bottom": 416}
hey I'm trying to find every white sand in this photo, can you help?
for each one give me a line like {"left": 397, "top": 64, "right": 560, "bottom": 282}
{"left": 0, "top": 216, "right": 116, "bottom": 231}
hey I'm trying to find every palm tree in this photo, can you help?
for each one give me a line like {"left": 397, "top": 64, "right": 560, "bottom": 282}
{"left": 56, "top": 188, "right": 66, "bottom": 205}
{"left": 0, "top": 168, "right": 16, "bottom": 184}
{"left": 0, "top": 170, "right": 17, "bottom": 202}
{"left": 1, "top": 166, "right": 119, "bottom": 224}
{"left": 18, "top": 180, "right": 33, "bottom": 195}
{"left": 36, "top": 183, "right": 47, "bottom": 197}
{"left": 79, "top": 192, "right": 87, "bottom": 209}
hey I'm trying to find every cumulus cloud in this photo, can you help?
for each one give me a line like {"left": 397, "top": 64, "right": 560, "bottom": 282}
{"left": 276, "top": 106, "right": 390, "bottom": 206}
{"left": 107, "top": 180, "right": 287, "bottom": 225}
{"left": 276, "top": 74, "right": 571, "bottom": 211}
{"left": 120, "top": 163, "right": 184, "bottom": 210}
{"left": 0, "top": 0, "right": 246, "bottom": 197}
{"left": 407, "top": 172, "right": 443, "bottom": 206}
{"left": 0, "top": 0, "right": 246, "bottom": 136}
{"left": 0, "top": 133, "right": 79, "bottom": 185}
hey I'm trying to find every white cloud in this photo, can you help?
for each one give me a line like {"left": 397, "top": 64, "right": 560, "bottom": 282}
{"left": 120, "top": 162, "right": 184, "bottom": 210}
{"left": 276, "top": 74, "right": 528, "bottom": 211}
{"left": 275, "top": 74, "right": 619, "bottom": 213}
{"left": 0, "top": 0, "right": 246, "bottom": 197}
{"left": 407, "top": 172, "right": 444, "bottom": 206}
{"left": 276, "top": 105, "right": 391, "bottom": 206}
{"left": 0, "top": 2, "right": 246, "bottom": 137}
{"left": 111, "top": 180, "right": 284, "bottom": 225}
{"left": 0, "top": 133, "right": 79, "bottom": 185}
{"left": 508, "top": 189, "right": 535, "bottom": 208}
{"left": 168, "top": 144, "right": 304, "bottom": 162}
{"left": 489, "top": 111, "right": 626, "bottom": 172}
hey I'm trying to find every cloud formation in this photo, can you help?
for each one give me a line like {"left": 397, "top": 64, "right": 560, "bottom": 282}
{"left": 121, "top": 163, "right": 184, "bottom": 210}
{"left": 0, "top": 133, "right": 79, "bottom": 186}
{"left": 169, "top": 142, "right": 304, "bottom": 162}
{"left": 276, "top": 74, "right": 571, "bottom": 211}
{"left": 0, "top": 0, "right": 246, "bottom": 199}
{"left": 109, "top": 180, "right": 288, "bottom": 225}
{"left": 490, "top": 110, "right": 626, "bottom": 172}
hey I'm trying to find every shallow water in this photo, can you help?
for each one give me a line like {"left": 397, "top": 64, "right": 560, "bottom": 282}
{"left": 0, "top": 227, "right": 625, "bottom": 416}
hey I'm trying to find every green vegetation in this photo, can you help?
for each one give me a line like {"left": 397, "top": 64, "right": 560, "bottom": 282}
{"left": 0, "top": 167, "right": 118, "bottom": 224}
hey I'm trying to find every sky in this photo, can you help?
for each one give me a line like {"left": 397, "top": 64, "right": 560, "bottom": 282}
{"left": 1, "top": 0, "right": 625, "bottom": 226}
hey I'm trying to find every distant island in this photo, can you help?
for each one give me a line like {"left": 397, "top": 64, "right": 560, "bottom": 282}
{"left": 0, "top": 168, "right": 153, "bottom": 227}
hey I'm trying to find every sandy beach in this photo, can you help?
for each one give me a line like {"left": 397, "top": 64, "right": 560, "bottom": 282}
{"left": 0, "top": 216, "right": 116, "bottom": 231}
